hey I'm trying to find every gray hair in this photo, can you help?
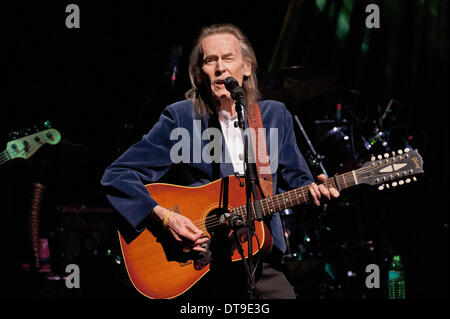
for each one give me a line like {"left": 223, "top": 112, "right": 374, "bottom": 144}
{"left": 185, "top": 23, "right": 261, "bottom": 117}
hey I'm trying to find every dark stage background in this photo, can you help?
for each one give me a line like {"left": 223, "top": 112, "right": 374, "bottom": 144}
{"left": 1, "top": 0, "right": 448, "bottom": 300}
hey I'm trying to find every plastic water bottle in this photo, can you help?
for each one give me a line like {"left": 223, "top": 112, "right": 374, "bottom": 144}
{"left": 388, "top": 255, "right": 405, "bottom": 299}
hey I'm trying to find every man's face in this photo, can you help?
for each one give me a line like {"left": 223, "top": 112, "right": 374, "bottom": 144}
{"left": 200, "top": 33, "right": 251, "bottom": 103}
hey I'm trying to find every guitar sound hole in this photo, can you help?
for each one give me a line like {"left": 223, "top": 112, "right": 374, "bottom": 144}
{"left": 205, "top": 208, "right": 230, "bottom": 237}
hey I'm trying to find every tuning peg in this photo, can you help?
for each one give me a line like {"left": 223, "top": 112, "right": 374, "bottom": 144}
{"left": 371, "top": 156, "right": 376, "bottom": 161}
{"left": 392, "top": 182, "right": 398, "bottom": 187}
{"left": 377, "top": 154, "right": 383, "bottom": 160}
{"left": 404, "top": 148, "right": 410, "bottom": 153}
{"left": 384, "top": 153, "right": 389, "bottom": 158}
{"left": 413, "top": 176, "right": 417, "bottom": 182}
{"left": 386, "top": 184, "right": 390, "bottom": 189}
{"left": 391, "top": 151, "right": 396, "bottom": 157}
{"left": 399, "top": 180, "right": 404, "bottom": 185}
{"left": 406, "top": 178, "right": 411, "bottom": 183}
{"left": 378, "top": 185, "right": 384, "bottom": 191}
{"left": 397, "top": 149, "right": 403, "bottom": 155}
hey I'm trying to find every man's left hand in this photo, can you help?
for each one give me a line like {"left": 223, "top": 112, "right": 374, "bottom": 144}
{"left": 309, "top": 174, "right": 340, "bottom": 206}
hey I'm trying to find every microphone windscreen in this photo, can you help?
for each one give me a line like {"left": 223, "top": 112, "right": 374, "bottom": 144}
{"left": 224, "top": 77, "right": 239, "bottom": 92}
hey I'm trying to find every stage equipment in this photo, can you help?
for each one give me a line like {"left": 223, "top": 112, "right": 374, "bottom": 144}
{"left": 259, "top": 66, "right": 336, "bottom": 103}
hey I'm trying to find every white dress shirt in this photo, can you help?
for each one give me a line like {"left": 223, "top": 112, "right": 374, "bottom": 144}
{"left": 218, "top": 109, "right": 245, "bottom": 175}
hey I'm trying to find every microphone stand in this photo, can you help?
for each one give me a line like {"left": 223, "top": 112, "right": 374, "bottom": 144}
{"left": 294, "top": 114, "right": 328, "bottom": 177}
{"left": 234, "top": 101, "right": 263, "bottom": 300}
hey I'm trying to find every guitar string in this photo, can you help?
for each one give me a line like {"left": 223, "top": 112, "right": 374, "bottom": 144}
{"left": 195, "top": 155, "right": 409, "bottom": 226}
{"left": 192, "top": 176, "right": 350, "bottom": 230}
{"left": 190, "top": 156, "right": 414, "bottom": 230}
{"left": 1, "top": 140, "right": 55, "bottom": 158}
{"left": 0, "top": 153, "right": 12, "bottom": 164}
{"left": 0, "top": 149, "right": 28, "bottom": 160}
{"left": 192, "top": 186, "right": 319, "bottom": 230}
{"left": 0, "top": 155, "right": 22, "bottom": 164}
{"left": 190, "top": 175, "right": 343, "bottom": 229}
{"left": 0, "top": 144, "right": 62, "bottom": 165}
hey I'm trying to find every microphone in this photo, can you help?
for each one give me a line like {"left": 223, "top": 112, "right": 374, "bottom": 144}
{"left": 220, "top": 212, "right": 246, "bottom": 231}
{"left": 229, "top": 214, "right": 246, "bottom": 229}
{"left": 224, "top": 77, "right": 246, "bottom": 107}
{"left": 228, "top": 214, "right": 248, "bottom": 244}
{"left": 219, "top": 212, "right": 248, "bottom": 248}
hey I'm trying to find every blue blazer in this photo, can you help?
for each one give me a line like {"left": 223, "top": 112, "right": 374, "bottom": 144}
{"left": 101, "top": 99, "right": 314, "bottom": 252}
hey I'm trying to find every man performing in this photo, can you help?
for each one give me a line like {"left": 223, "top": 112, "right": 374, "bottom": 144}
{"left": 101, "top": 23, "right": 339, "bottom": 299}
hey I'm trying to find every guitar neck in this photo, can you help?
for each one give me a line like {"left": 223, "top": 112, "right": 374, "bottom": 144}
{"left": 231, "top": 148, "right": 423, "bottom": 219}
{"left": 265, "top": 172, "right": 357, "bottom": 213}
{"left": 232, "top": 171, "right": 358, "bottom": 219}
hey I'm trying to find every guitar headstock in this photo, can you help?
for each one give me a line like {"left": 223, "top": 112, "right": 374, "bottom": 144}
{"left": 5, "top": 128, "right": 61, "bottom": 160}
{"left": 355, "top": 148, "right": 424, "bottom": 190}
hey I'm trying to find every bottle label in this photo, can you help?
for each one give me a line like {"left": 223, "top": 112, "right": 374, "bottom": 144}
{"left": 388, "top": 271, "right": 403, "bottom": 280}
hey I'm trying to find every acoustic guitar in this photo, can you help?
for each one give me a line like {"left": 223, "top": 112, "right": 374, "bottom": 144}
{"left": 118, "top": 149, "right": 423, "bottom": 299}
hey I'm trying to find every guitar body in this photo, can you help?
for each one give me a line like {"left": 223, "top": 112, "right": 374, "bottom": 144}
{"left": 118, "top": 175, "right": 273, "bottom": 299}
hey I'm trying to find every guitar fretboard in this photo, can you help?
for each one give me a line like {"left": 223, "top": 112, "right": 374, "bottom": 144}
{"left": 231, "top": 171, "right": 358, "bottom": 219}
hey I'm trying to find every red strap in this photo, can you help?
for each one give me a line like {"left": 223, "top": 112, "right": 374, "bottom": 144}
{"left": 247, "top": 103, "right": 273, "bottom": 197}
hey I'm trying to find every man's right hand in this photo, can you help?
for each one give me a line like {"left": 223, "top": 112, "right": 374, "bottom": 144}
{"left": 152, "top": 205, "right": 209, "bottom": 253}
